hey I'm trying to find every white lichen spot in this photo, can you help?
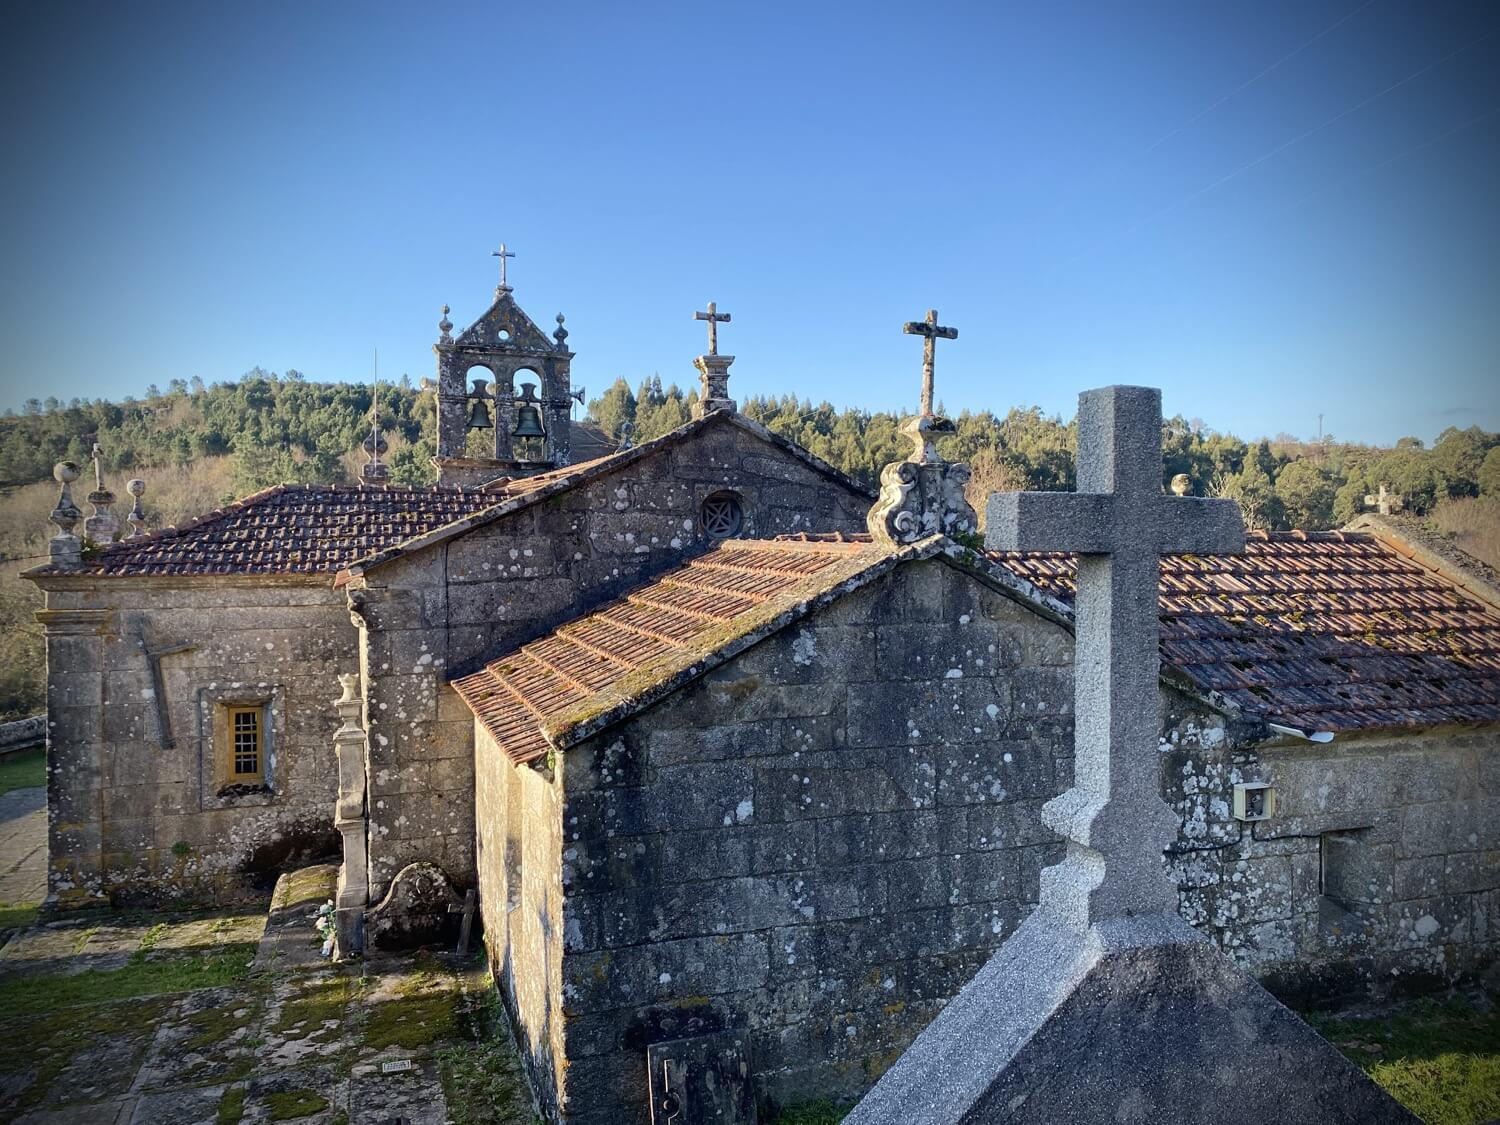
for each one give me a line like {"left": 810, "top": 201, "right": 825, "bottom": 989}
{"left": 1414, "top": 915, "right": 1440, "bottom": 938}
{"left": 791, "top": 630, "right": 818, "bottom": 666}
{"left": 985, "top": 703, "right": 1000, "bottom": 720}
{"left": 735, "top": 798, "right": 753, "bottom": 823}
{"left": 944, "top": 668, "right": 963, "bottom": 679}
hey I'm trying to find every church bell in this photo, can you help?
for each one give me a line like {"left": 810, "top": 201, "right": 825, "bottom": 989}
{"left": 466, "top": 399, "right": 493, "bottom": 430}
{"left": 512, "top": 383, "right": 546, "bottom": 438}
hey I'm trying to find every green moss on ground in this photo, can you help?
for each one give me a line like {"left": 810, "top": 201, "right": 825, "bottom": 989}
{"left": 0, "top": 942, "right": 257, "bottom": 1019}
{"left": 272, "top": 973, "right": 356, "bottom": 1044}
{"left": 0, "top": 749, "right": 45, "bottom": 794}
{"left": 216, "top": 1084, "right": 246, "bottom": 1124}
{"left": 773, "top": 1101, "right": 848, "bottom": 1125}
{"left": 0, "top": 901, "right": 39, "bottom": 935}
{"left": 363, "top": 990, "right": 458, "bottom": 1051}
{"left": 1307, "top": 995, "right": 1500, "bottom": 1125}
{"left": 266, "top": 1087, "right": 329, "bottom": 1120}
{"left": 0, "top": 996, "right": 168, "bottom": 1114}
{"left": 181, "top": 997, "right": 259, "bottom": 1051}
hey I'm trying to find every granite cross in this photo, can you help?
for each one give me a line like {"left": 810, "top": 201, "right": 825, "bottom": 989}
{"left": 138, "top": 630, "right": 194, "bottom": 750}
{"left": 693, "top": 301, "right": 731, "bottom": 356}
{"left": 491, "top": 243, "right": 515, "bottom": 291}
{"left": 985, "top": 385, "right": 1244, "bottom": 928}
{"left": 903, "top": 309, "right": 957, "bottom": 418}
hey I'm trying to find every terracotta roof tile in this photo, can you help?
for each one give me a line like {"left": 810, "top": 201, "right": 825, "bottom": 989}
{"left": 452, "top": 537, "right": 878, "bottom": 764}
{"left": 36, "top": 484, "right": 500, "bottom": 577}
{"left": 992, "top": 529, "right": 1500, "bottom": 733}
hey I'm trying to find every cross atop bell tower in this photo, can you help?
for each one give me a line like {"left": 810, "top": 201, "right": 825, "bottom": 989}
{"left": 433, "top": 246, "right": 577, "bottom": 487}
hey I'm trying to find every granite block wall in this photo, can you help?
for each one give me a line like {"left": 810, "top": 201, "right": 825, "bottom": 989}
{"left": 35, "top": 577, "right": 352, "bottom": 906}
{"left": 479, "top": 554, "right": 1500, "bottom": 1122}
{"left": 548, "top": 559, "right": 1072, "bottom": 1122}
{"left": 356, "top": 418, "right": 870, "bottom": 902}
{"left": 1165, "top": 723, "right": 1500, "bottom": 1002}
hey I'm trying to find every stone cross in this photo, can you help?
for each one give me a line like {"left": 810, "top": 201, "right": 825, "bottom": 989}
{"left": 903, "top": 309, "right": 957, "bottom": 418}
{"left": 985, "top": 386, "right": 1244, "bottom": 928}
{"left": 491, "top": 243, "right": 515, "bottom": 292}
{"left": 138, "top": 631, "right": 194, "bottom": 749}
{"left": 693, "top": 301, "right": 731, "bottom": 356}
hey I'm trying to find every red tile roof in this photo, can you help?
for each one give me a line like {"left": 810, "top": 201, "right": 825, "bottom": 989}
{"left": 993, "top": 530, "right": 1500, "bottom": 733}
{"left": 40, "top": 484, "right": 499, "bottom": 577}
{"left": 452, "top": 535, "right": 881, "bottom": 763}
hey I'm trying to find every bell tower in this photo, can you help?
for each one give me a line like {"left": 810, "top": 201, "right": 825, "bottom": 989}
{"left": 433, "top": 245, "right": 577, "bottom": 487}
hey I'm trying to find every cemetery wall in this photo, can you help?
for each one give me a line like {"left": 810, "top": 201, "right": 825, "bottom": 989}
{"left": 354, "top": 419, "right": 870, "bottom": 903}
{"left": 1166, "top": 724, "right": 1500, "bottom": 1002}
{"left": 35, "top": 577, "right": 351, "bottom": 907}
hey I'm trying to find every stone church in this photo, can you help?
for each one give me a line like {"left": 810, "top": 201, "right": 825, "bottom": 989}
{"left": 25, "top": 262, "right": 1500, "bottom": 1123}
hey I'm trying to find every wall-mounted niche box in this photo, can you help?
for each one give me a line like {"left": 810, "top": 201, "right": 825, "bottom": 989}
{"left": 1232, "top": 781, "right": 1275, "bottom": 822}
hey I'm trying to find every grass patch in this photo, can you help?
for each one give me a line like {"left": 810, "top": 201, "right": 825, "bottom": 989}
{"left": 0, "top": 942, "right": 257, "bottom": 1019}
{"left": 217, "top": 1084, "right": 246, "bottom": 1125}
{"left": 1307, "top": 995, "right": 1500, "bottom": 1125}
{"left": 0, "top": 748, "right": 44, "bottom": 794}
{"left": 0, "top": 901, "right": 39, "bottom": 934}
{"left": 774, "top": 1102, "right": 848, "bottom": 1125}
{"left": 437, "top": 985, "right": 541, "bottom": 1125}
{"left": 266, "top": 1087, "right": 329, "bottom": 1120}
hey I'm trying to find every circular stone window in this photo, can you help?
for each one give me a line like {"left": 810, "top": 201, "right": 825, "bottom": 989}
{"left": 700, "top": 491, "right": 744, "bottom": 538}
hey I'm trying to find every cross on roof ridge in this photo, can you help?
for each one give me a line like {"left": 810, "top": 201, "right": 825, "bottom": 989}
{"left": 693, "top": 301, "right": 731, "bottom": 356}
{"left": 491, "top": 243, "right": 516, "bottom": 293}
{"left": 902, "top": 309, "right": 957, "bottom": 417}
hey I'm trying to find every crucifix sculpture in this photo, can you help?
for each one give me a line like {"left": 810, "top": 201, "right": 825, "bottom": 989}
{"left": 693, "top": 301, "right": 731, "bottom": 356}
{"left": 491, "top": 243, "right": 515, "bottom": 292}
{"left": 986, "top": 385, "right": 1244, "bottom": 927}
{"left": 138, "top": 630, "right": 194, "bottom": 749}
{"left": 903, "top": 309, "right": 957, "bottom": 418}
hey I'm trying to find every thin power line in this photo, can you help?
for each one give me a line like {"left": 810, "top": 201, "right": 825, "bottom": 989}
{"left": 1056, "top": 28, "right": 1499, "bottom": 273}
{"left": 1148, "top": 103, "right": 1500, "bottom": 276}
{"left": 1136, "top": 0, "right": 1380, "bottom": 160}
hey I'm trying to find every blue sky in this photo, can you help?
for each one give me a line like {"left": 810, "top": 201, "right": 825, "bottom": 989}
{"left": 2, "top": 0, "right": 1496, "bottom": 445}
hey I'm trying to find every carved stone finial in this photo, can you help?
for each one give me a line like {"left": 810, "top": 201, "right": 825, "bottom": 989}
{"left": 1170, "top": 473, "right": 1191, "bottom": 496}
{"left": 866, "top": 313, "right": 974, "bottom": 546}
{"left": 438, "top": 304, "right": 453, "bottom": 344}
{"left": 337, "top": 672, "right": 360, "bottom": 705}
{"left": 83, "top": 443, "right": 119, "bottom": 544}
{"left": 554, "top": 312, "right": 569, "bottom": 348}
{"left": 126, "top": 478, "right": 148, "bottom": 538}
{"left": 361, "top": 379, "right": 391, "bottom": 485}
{"left": 617, "top": 420, "right": 635, "bottom": 451}
{"left": 691, "top": 354, "right": 737, "bottom": 419}
{"left": 1363, "top": 482, "right": 1402, "bottom": 516}
{"left": 49, "top": 460, "right": 83, "bottom": 565}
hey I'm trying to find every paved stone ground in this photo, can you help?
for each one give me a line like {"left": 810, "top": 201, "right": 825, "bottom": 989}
{"left": 0, "top": 883, "right": 539, "bottom": 1125}
{"left": 0, "top": 788, "right": 45, "bottom": 908}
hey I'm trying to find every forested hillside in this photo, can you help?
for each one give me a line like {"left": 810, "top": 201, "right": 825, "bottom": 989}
{"left": 2, "top": 369, "right": 1498, "bottom": 721}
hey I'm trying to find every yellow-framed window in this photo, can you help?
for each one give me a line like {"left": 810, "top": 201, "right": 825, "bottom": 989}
{"left": 227, "top": 705, "right": 264, "bottom": 781}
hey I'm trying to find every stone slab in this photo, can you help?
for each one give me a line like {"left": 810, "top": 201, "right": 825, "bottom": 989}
{"left": 845, "top": 914, "right": 1416, "bottom": 1125}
